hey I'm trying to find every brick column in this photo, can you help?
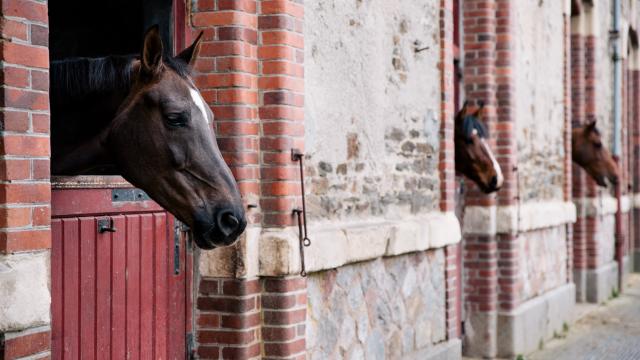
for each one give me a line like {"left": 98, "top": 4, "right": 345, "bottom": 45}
{"left": 583, "top": 14, "right": 601, "bottom": 271}
{"left": 190, "top": 1, "right": 264, "bottom": 359}
{"left": 440, "top": 0, "right": 455, "bottom": 214}
{"left": 258, "top": 2, "right": 307, "bottom": 359}
{"left": 196, "top": 279, "right": 262, "bottom": 359}
{"left": 564, "top": 11, "right": 574, "bottom": 284}
{"left": 261, "top": 277, "right": 306, "bottom": 360}
{"left": 570, "top": 13, "right": 589, "bottom": 301}
{"left": 193, "top": 0, "right": 261, "bottom": 204}
{"left": 461, "top": 0, "right": 498, "bottom": 357}
{"left": 0, "top": 0, "right": 52, "bottom": 358}
{"left": 494, "top": 0, "right": 520, "bottom": 313}
{"left": 440, "top": 0, "right": 462, "bottom": 342}
{"left": 631, "top": 63, "right": 640, "bottom": 272}
{"left": 258, "top": 0, "right": 304, "bottom": 228}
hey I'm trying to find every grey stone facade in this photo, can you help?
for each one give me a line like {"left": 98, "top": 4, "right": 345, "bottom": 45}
{"left": 306, "top": 249, "right": 447, "bottom": 359}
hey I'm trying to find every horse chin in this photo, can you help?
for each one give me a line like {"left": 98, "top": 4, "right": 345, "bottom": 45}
{"left": 192, "top": 232, "right": 217, "bottom": 250}
{"left": 595, "top": 177, "right": 608, "bottom": 188}
{"left": 481, "top": 186, "right": 499, "bottom": 194}
{"left": 193, "top": 216, "right": 243, "bottom": 249}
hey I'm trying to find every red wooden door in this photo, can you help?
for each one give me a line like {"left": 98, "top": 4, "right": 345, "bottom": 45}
{"left": 51, "top": 177, "right": 193, "bottom": 360}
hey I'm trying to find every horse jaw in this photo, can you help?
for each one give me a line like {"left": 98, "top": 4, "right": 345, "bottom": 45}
{"left": 480, "top": 138, "right": 503, "bottom": 188}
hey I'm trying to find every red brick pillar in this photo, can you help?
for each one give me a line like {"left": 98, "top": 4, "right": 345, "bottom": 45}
{"left": 570, "top": 13, "right": 588, "bottom": 301}
{"left": 258, "top": 2, "right": 307, "bottom": 359}
{"left": 461, "top": 0, "right": 498, "bottom": 357}
{"left": 564, "top": 10, "right": 574, "bottom": 284}
{"left": 440, "top": 0, "right": 461, "bottom": 342}
{"left": 191, "top": 1, "right": 307, "bottom": 358}
{"left": 494, "top": 0, "right": 520, "bottom": 314}
{"left": 261, "top": 277, "right": 306, "bottom": 360}
{"left": 0, "top": 0, "right": 52, "bottom": 358}
{"left": 632, "top": 65, "right": 640, "bottom": 272}
{"left": 190, "top": 1, "right": 265, "bottom": 359}
{"left": 196, "top": 279, "right": 262, "bottom": 358}
{"left": 584, "top": 26, "right": 601, "bottom": 272}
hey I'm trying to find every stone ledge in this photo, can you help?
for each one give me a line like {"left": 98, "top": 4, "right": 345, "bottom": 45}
{"left": 463, "top": 201, "right": 576, "bottom": 235}
{"left": 258, "top": 211, "right": 461, "bottom": 276}
{"left": 574, "top": 195, "right": 631, "bottom": 217}
{"left": 632, "top": 193, "right": 640, "bottom": 209}
{"left": 582, "top": 260, "right": 621, "bottom": 304}
{"left": 0, "top": 251, "right": 51, "bottom": 332}
{"left": 497, "top": 283, "right": 576, "bottom": 358}
{"left": 404, "top": 339, "right": 462, "bottom": 360}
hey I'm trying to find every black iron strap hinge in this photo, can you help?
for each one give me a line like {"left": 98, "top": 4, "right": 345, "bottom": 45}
{"left": 291, "top": 149, "right": 311, "bottom": 277}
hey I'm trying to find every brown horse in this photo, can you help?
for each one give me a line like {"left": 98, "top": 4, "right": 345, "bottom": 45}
{"left": 455, "top": 102, "right": 503, "bottom": 194}
{"left": 572, "top": 120, "right": 619, "bottom": 187}
{"left": 50, "top": 26, "right": 246, "bottom": 249}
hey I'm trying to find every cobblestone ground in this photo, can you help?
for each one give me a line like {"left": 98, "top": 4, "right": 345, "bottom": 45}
{"left": 529, "top": 274, "right": 640, "bottom": 360}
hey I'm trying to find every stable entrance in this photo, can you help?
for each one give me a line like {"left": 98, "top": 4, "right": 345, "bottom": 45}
{"left": 48, "top": 1, "right": 193, "bottom": 359}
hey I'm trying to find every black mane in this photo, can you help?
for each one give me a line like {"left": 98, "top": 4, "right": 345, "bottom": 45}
{"left": 50, "top": 54, "right": 192, "bottom": 104}
{"left": 51, "top": 55, "right": 135, "bottom": 103}
{"left": 462, "top": 115, "right": 488, "bottom": 140}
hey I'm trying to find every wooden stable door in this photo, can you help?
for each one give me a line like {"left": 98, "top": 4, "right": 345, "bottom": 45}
{"left": 51, "top": 179, "right": 193, "bottom": 360}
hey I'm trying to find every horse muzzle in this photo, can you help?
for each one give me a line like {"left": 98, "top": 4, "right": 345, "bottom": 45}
{"left": 192, "top": 207, "right": 247, "bottom": 249}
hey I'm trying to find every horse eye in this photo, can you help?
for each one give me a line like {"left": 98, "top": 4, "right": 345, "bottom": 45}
{"left": 165, "top": 113, "right": 188, "bottom": 127}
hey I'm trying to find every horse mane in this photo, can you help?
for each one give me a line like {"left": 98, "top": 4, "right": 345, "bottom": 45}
{"left": 51, "top": 55, "right": 136, "bottom": 102}
{"left": 50, "top": 54, "right": 192, "bottom": 103}
{"left": 462, "top": 114, "right": 488, "bottom": 140}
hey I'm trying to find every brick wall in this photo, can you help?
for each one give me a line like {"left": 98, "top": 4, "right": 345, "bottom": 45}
{"left": 632, "top": 68, "right": 640, "bottom": 270}
{"left": 258, "top": 0, "right": 304, "bottom": 228}
{"left": 461, "top": 0, "right": 498, "bottom": 356}
{"left": 196, "top": 278, "right": 262, "bottom": 359}
{"left": 440, "top": 0, "right": 455, "bottom": 213}
{"left": 261, "top": 277, "right": 306, "bottom": 360}
{"left": 564, "top": 12, "right": 574, "bottom": 283}
{"left": 571, "top": 15, "right": 588, "bottom": 295}
{"left": 0, "top": 0, "right": 52, "bottom": 358}
{"left": 191, "top": 1, "right": 308, "bottom": 358}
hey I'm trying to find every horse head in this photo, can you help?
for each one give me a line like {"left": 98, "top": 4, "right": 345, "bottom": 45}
{"left": 454, "top": 101, "right": 503, "bottom": 194}
{"left": 572, "top": 120, "right": 619, "bottom": 187}
{"left": 110, "top": 26, "right": 247, "bottom": 249}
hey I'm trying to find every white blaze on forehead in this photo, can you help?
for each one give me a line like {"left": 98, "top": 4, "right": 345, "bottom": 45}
{"left": 480, "top": 138, "right": 504, "bottom": 187}
{"left": 189, "top": 87, "right": 210, "bottom": 124}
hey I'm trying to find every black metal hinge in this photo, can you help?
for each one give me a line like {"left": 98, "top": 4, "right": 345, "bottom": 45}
{"left": 186, "top": 332, "right": 195, "bottom": 360}
{"left": 174, "top": 221, "right": 190, "bottom": 275}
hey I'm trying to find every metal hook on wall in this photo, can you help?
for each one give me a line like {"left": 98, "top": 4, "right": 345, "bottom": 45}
{"left": 292, "top": 149, "right": 311, "bottom": 276}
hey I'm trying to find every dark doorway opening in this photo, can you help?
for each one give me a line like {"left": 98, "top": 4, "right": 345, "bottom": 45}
{"left": 48, "top": 0, "right": 174, "bottom": 61}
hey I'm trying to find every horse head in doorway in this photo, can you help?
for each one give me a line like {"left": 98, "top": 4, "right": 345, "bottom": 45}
{"left": 454, "top": 101, "right": 503, "bottom": 194}
{"left": 572, "top": 120, "right": 619, "bottom": 187}
{"left": 50, "top": 26, "right": 246, "bottom": 249}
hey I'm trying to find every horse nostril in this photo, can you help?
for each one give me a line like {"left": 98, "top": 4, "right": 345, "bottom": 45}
{"left": 217, "top": 211, "right": 240, "bottom": 237}
{"left": 490, "top": 176, "right": 498, "bottom": 189}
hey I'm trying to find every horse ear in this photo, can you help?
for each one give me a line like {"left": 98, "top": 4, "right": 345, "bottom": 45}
{"left": 473, "top": 101, "right": 485, "bottom": 117}
{"left": 175, "top": 32, "right": 203, "bottom": 67}
{"left": 141, "top": 25, "right": 164, "bottom": 77}
{"left": 585, "top": 120, "right": 597, "bottom": 133}
{"left": 456, "top": 101, "right": 469, "bottom": 120}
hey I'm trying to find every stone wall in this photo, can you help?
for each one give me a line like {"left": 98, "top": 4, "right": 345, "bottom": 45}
{"left": 304, "top": 0, "right": 442, "bottom": 221}
{"left": 595, "top": 0, "right": 614, "bottom": 150}
{"left": 306, "top": 249, "right": 446, "bottom": 359}
{"left": 519, "top": 226, "right": 569, "bottom": 302}
{"left": 514, "top": 0, "right": 566, "bottom": 202}
{"left": 594, "top": 214, "right": 616, "bottom": 267}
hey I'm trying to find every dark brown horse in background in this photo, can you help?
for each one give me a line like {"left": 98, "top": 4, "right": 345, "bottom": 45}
{"left": 50, "top": 26, "right": 246, "bottom": 249}
{"left": 455, "top": 102, "right": 503, "bottom": 194}
{"left": 572, "top": 120, "right": 619, "bottom": 187}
